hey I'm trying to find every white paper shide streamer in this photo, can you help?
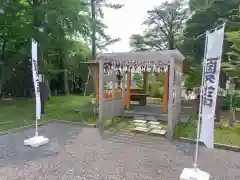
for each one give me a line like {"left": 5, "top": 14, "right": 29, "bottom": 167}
{"left": 200, "top": 25, "right": 225, "bottom": 148}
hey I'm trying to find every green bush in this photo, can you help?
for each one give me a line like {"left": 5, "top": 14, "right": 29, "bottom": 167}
{"left": 233, "top": 93, "right": 240, "bottom": 107}
{"left": 220, "top": 96, "right": 230, "bottom": 110}
{"left": 220, "top": 93, "right": 240, "bottom": 110}
{"left": 148, "top": 81, "right": 163, "bottom": 98}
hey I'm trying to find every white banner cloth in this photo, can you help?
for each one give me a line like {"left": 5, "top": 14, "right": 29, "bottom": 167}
{"left": 199, "top": 25, "right": 225, "bottom": 148}
{"left": 31, "top": 40, "right": 41, "bottom": 120}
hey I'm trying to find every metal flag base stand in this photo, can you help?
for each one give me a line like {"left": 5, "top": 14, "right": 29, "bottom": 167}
{"left": 24, "top": 134, "right": 49, "bottom": 148}
{"left": 24, "top": 115, "right": 49, "bottom": 148}
{"left": 180, "top": 167, "right": 210, "bottom": 180}
{"left": 24, "top": 122, "right": 49, "bottom": 148}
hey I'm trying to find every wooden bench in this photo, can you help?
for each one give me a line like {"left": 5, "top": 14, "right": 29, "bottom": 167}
{"left": 130, "top": 89, "right": 148, "bottom": 105}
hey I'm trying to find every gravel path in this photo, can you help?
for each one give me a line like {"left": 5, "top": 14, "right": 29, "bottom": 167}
{"left": 0, "top": 122, "right": 239, "bottom": 180}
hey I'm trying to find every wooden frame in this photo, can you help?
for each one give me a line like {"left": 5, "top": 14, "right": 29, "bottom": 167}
{"left": 84, "top": 49, "right": 185, "bottom": 139}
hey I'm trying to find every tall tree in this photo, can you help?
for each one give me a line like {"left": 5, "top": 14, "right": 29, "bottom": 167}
{"left": 130, "top": 0, "right": 188, "bottom": 51}
{"left": 90, "top": 0, "right": 123, "bottom": 59}
{"left": 183, "top": 0, "right": 240, "bottom": 123}
{"left": 189, "top": 0, "right": 215, "bottom": 11}
{"left": 0, "top": 0, "right": 92, "bottom": 97}
{"left": 182, "top": 0, "right": 240, "bottom": 62}
{"left": 222, "top": 8, "right": 240, "bottom": 83}
{"left": 181, "top": 0, "right": 240, "bottom": 89}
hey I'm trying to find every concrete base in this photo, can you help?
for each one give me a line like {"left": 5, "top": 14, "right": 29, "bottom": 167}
{"left": 24, "top": 136, "right": 49, "bottom": 148}
{"left": 180, "top": 168, "right": 210, "bottom": 180}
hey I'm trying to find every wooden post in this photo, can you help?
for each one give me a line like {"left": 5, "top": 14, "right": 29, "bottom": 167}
{"left": 143, "top": 71, "right": 148, "bottom": 93}
{"left": 167, "top": 63, "right": 174, "bottom": 140}
{"left": 98, "top": 59, "right": 104, "bottom": 133}
{"left": 162, "top": 70, "right": 169, "bottom": 113}
{"left": 95, "top": 64, "right": 99, "bottom": 104}
{"left": 125, "top": 71, "right": 131, "bottom": 110}
{"left": 122, "top": 72, "right": 126, "bottom": 115}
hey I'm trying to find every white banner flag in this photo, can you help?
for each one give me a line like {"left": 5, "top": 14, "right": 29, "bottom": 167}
{"left": 31, "top": 40, "right": 41, "bottom": 120}
{"left": 199, "top": 25, "right": 225, "bottom": 148}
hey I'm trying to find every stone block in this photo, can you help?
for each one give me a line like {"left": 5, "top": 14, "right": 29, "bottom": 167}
{"left": 133, "top": 127, "right": 149, "bottom": 132}
{"left": 148, "top": 124, "right": 163, "bottom": 130}
{"left": 149, "top": 129, "right": 166, "bottom": 135}
{"left": 134, "top": 123, "right": 148, "bottom": 128}
{"left": 133, "top": 120, "right": 147, "bottom": 124}
{"left": 148, "top": 121, "right": 160, "bottom": 125}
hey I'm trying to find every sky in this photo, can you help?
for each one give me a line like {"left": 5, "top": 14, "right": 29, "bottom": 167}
{"left": 102, "top": 0, "right": 165, "bottom": 53}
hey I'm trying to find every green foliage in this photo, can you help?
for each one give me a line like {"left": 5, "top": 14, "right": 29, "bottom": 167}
{"left": 222, "top": 9, "right": 240, "bottom": 80}
{"left": 0, "top": 0, "right": 120, "bottom": 96}
{"left": 148, "top": 81, "right": 164, "bottom": 98}
{"left": 182, "top": 0, "right": 240, "bottom": 62}
{"left": 189, "top": 0, "right": 215, "bottom": 11}
{"left": 132, "top": 73, "right": 143, "bottom": 88}
{"left": 180, "top": 0, "right": 240, "bottom": 90}
{"left": 90, "top": 0, "right": 123, "bottom": 58}
{"left": 183, "top": 57, "right": 202, "bottom": 90}
{"left": 220, "top": 93, "right": 240, "bottom": 110}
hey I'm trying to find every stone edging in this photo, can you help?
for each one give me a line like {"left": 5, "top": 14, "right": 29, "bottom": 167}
{"left": 0, "top": 120, "right": 96, "bottom": 136}
{"left": 179, "top": 137, "right": 240, "bottom": 152}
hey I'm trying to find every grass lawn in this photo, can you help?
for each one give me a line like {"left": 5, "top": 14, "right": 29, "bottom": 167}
{"left": 2, "top": 95, "right": 240, "bottom": 147}
{"left": 174, "top": 117, "right": 240, "bottom": 147}
{"left": 0, "top": 95, "right": 92, "bottom": 132}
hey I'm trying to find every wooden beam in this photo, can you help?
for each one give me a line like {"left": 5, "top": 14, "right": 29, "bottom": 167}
{"left": 143, "top": 71, "right": 148, "bottom": 93}
{"left": 98, "top": 58, "right": 104, "bottom": 133}
{"left": 125, "top": 71, "right": 131, "bottom": 110}
{"left": 95, "top": 64, "right": 99, "bottom": 104}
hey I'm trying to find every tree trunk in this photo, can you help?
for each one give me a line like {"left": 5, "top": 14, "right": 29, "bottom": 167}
{"left": 229, "top": 108, "right": 234, "bottom": 127}
{"left": 0, "top": 80, "right": 3, "bottom": 97}
{"left": 215, "top": 96, "right": 221, "bottom": 122}
{"left": 91, "top": 0, "right": 96, "bottom": 60}
{"left": 0, "top": 37, "right": 7, "bottom": 98}
{"left": 45, "top": 77, "right": 51, "bottom": 98}
{"left": 63, "top": 69, "right": 69, "bottom": 95}
{"left": 196, "top": 94, "right": 200, "bottom": 116}
{"left": 59, "top": 50, "right": 69, "bottom": 95}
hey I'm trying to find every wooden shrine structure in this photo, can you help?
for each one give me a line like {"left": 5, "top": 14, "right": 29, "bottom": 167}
{"left": 85, "top": 50, "right": 185, "bottom": 139}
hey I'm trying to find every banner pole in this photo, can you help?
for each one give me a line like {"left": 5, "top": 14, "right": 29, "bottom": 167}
{"left": 24, "top": 40, "right": 49, "bottom": 148}
{"left": 35, "top": 117, "right": 38, "bottom": 136}
{"left": 193, "top": 31, "right": 209, "bottom": 169}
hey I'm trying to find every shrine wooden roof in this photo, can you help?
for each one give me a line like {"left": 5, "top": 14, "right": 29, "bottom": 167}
{"left": 83, "top": 49, "right": 185, "bottom": 64}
